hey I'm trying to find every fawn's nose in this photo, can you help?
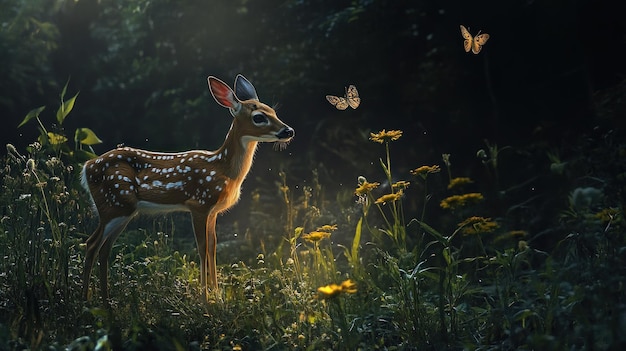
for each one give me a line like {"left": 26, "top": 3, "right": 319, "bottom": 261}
{"left": 277, "top": 127, "right": 295, "bottom": 140}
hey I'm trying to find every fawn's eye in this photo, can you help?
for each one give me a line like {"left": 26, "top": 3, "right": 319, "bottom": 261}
{"left": 252, "top": 113, "right": 269, "bottom": 125}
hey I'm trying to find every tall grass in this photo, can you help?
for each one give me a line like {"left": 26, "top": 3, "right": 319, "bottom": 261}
{"left": 1, "top": 118, "right": 625, "bottom": 349}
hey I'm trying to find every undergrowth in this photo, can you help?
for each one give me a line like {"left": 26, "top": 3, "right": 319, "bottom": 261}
{"left": 1, "top": 92, "right": 625, "bottom": 350}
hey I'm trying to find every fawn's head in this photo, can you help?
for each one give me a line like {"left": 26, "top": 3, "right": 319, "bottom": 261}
{"left": 208, "top": 74, "right": 294, "bottom": 148}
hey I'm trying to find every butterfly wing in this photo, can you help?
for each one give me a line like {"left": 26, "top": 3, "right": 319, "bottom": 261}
{"left": 460, "top": 25, "right": 472, "bottom": 52}
{"left": 326, "top": 95, "right": 349, "bottom": 110}
{"left": 346, "top": 85, "right": 361, "bottom": 109}
{"left": 472, "top": 33, "right": 490, "bottom": 54}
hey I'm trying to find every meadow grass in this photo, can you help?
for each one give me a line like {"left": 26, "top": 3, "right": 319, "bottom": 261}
{"left": 1, "top": 120, "right": 625, "bottom": 350}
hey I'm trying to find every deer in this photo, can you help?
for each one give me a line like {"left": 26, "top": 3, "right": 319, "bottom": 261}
{"left": 80, "top": 74, "right": 294, "bottom": 302}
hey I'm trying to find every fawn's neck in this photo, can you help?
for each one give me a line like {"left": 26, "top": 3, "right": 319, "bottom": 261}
{"left": 218, "top": 121, "right": 259, "bottom": 184}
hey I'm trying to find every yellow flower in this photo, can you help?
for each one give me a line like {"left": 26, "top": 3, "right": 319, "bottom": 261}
{"left": 458, "top": 216, "right": 499, "bottom": 235}
{"left": 440, "top": 193, "right": 484, "bottom": 210}
{"left": 447, "top": 177, "right": 473, "bottom": 190}
{"left": 340, "top": 279, "right": 357, "bottom": 294}
{"left": 316, "top": 224, "right": 337, "bottom": 232}
{"left": 317, "top": 284, "right": 342, "bottom": 298}
{"left": 375, "top": 191, "right": 403, "bottom": 205}
{"left": 369, "top": 129, "right": 403, "bottom": 144}
{"left": 392, "top": 180, "right": 410, "bottom": 190}
{"left": 301, "top": 231, "right": 331, "bottom": 243}
{"left": 458, "top": 216, "right": 488, "bottom": 227}
{"left": 317, "top": 279, "right": 357, "bottom": 299}
{"left": 355, "top": 181, "right": 380, "bottom": 196}
{"left": 410, "top": 165, "right": 441, "bottom": 177}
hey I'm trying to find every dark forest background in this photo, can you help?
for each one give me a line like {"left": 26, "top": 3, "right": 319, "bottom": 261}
{"left": 2, "top": 0, "right": 625, "bottom": 228}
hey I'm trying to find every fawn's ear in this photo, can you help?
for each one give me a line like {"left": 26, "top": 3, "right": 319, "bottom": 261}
{"left": 234, "top": 74, "right": 259, "bottom": 101}
{"left": 208, "top": 76, "right": 242, "bottom": 113}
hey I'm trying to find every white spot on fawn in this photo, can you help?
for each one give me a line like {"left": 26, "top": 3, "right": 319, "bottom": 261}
{"left": 165, "top": 181, "right": 184, "bottom": 190}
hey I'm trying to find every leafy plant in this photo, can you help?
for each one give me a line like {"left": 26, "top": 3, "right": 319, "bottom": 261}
{"left": 18, "top": 79, "right": 103, "bottom": 164}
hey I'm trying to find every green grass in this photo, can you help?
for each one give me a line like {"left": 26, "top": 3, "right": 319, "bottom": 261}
{"left": 1, "top": 122, "right": 625, "bottom": 350}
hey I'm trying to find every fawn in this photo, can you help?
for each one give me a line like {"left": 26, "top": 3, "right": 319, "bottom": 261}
{"left": 81, "top": 74, "right": 294, "bottom": 301}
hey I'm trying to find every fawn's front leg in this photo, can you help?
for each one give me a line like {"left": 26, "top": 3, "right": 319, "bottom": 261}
{"left": 191, "top": 210, "right": 218, "bottom": 298}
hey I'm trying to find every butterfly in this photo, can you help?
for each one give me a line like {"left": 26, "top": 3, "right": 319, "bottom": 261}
{"left": 460, "top": 25, "right": 490, "bottom": 54}
{"left": 326, "top": 85, "right": 361, "bottom": 110}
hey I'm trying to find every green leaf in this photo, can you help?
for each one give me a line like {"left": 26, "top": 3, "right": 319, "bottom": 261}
{"left": 71, "top": 149, "right": 99, "bottom": 162}
{"left": 38, "top": 133, "right": 48, "bottom": 146}
{"left": 56, "top": 91, "right": 79, "bottom": 125}
{"left": 378, "top": 157, "right": 391, "bottom": 179}
{"left": 47, "top": 132, "right": 68, "bottom": 145}
{"left": 415, "top": 220, "right": 448, "bottom": 246}
{"left": 351, "top": 217, "right": 363, "bottom": 263}
{"left": 60, "top": 78, "right": 69, "bottom": 100}
{"left": 18, "top": 106, "right": 46, "bottom": 128}
{"left": 75, "top": 128, "right": 103, "bottom": 145}
{"left": 442, "top": 247, "right": 451, "bottom": 265}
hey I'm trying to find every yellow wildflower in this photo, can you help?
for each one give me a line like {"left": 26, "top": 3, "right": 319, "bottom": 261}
{"left": 317, "top": 284, "right": 342, "bottom": 298}
{"left": 355, "top": 181, "right": 380, "bottom": 196}
{"left": 301, "top": 231, "right": 330, "bottom": 243}
{"left": 458, "top": 216, "right": 499, "bottom": 235}
{"left": 316, "top": 224, "right": 337, "bottom": 232}
{"left": 392, "top": 180, "right": 410, "bottom": 190}
{"left": 369, "top": 129, "right": 403, "bottom": 143}
{"left": 317, "top": 279, "right": 357, "bottom": 299}
{"left": 458, "top": 216, "right": 488, "bottom": 227}
{"left": 340, "top": 279, "right": 357, "bottom": 294}
{"left": 447, "top": 177, "right": 473, "bottom": 190}
{"left": 440, "top": 193, "right": 484, "bottom": 210}
{"left": 410, "top": 165, "right": 441, "bottom": 177}
{"left": 375, "top": 191, "right": 403, "bottom": 205}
